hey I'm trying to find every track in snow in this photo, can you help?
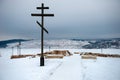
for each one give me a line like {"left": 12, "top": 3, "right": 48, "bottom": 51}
{"left": 49, "top": 54, "right": 83, "bottom": 80}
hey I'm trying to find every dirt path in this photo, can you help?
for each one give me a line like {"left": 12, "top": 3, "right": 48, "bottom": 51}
{"left": 49, "top": 54, "right": 83, "bottom": 80}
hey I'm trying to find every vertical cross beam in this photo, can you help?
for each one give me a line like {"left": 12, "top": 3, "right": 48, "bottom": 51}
{"left": 41, "top": 3, "right": 44, "bottom": 66}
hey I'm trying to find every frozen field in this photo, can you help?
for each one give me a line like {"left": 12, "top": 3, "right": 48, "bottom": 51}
{"left": 0, "top": 48, "right": 120, "bottom": 80}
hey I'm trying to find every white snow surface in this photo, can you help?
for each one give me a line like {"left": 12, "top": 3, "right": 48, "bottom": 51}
{"left": 0, "top": 49, "right": 120, "bottom": 80}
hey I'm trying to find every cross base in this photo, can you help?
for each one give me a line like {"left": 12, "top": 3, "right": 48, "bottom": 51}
{"left": 40, "top": 56, "right": 44, "bottom": 66}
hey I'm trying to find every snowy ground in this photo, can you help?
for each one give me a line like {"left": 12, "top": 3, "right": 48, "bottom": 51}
{"left": 0, "top": 48, "right": 120, "bottom": 80}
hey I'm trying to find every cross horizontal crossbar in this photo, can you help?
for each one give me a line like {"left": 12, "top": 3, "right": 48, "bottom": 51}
{"left": 36, "top": 21, "right": 48, "bottom": 34}
{"left": 31, "top": 14, "right": 54, "bottom": 17}
{"left": 36, "top": 7, "right": 49, "bottom": 9}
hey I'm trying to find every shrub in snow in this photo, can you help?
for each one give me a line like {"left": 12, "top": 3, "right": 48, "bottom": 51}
{"left": 11, "top": 54, "right": 36, "bottom": 59}
{"left": 80, "top": 52, "right": 120, "bottom": 58}
{"left": 44, "top": 50, "right": 73, "bottom": 56}
{"left": 45, "top": 55, "right": 64, "bottom": 59}
{"left": 81, "top": 55, "right": 97, "bottom": 59}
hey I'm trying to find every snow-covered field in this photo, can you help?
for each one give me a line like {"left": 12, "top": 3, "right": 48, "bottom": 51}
{"left": 0, "top": 48, "right": 120, "bottom": 80}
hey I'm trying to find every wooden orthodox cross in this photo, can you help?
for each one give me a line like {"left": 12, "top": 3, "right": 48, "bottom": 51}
{"left": 31, "top": 3, "right": 54, "bottom": 66}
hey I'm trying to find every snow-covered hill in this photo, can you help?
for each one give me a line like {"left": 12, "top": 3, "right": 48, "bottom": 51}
{"left": 3, "top": 38, "right": 120, "bottom": 49}
{"left": 7, "top": 39, "right": 89, "bottom": 49}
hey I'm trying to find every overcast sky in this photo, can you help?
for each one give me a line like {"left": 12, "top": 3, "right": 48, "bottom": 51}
{"left": 0, "top": 0, "right": 120, "bottom": 40}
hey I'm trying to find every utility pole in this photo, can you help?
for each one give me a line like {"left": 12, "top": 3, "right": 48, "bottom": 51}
{"left": 31, "top": 3, "right": 54, "bottom": 66}
{"left": 17, "top": 41, "right": 21, "bottom": 55}
{"left": 12, "top": 47, "right": 14, "bottom": 56}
